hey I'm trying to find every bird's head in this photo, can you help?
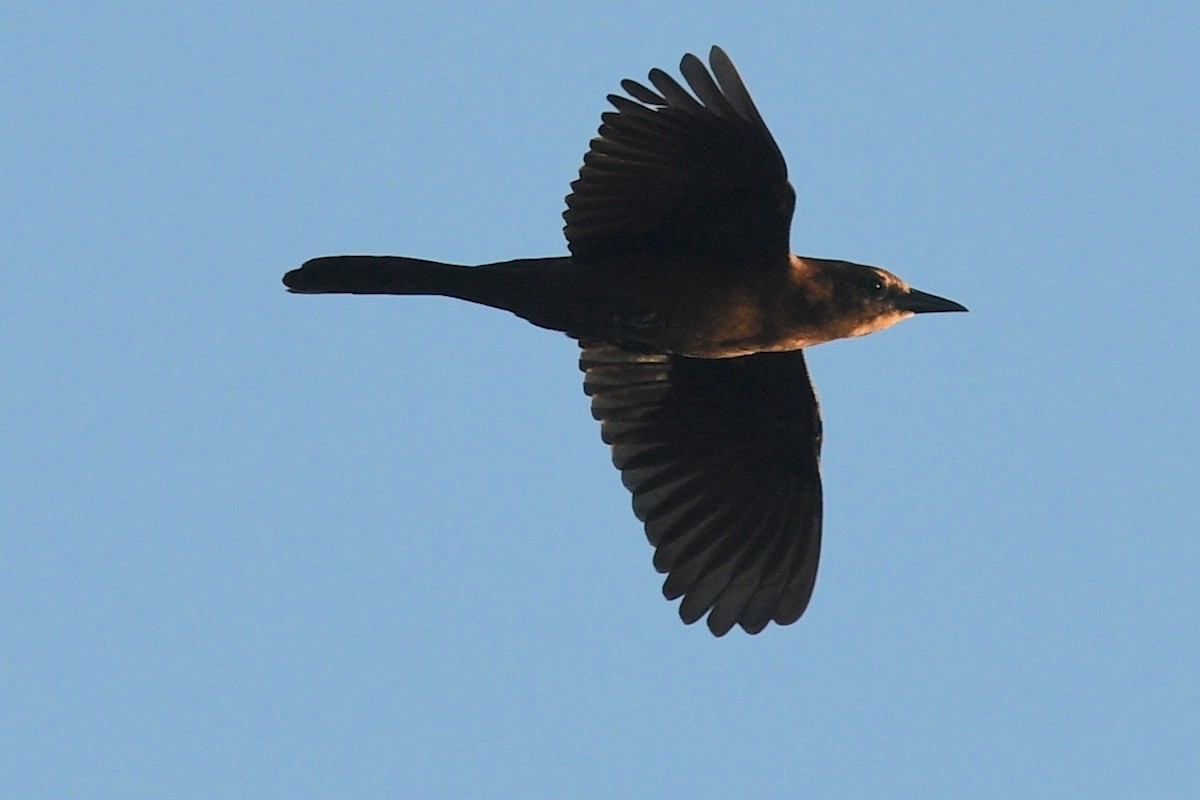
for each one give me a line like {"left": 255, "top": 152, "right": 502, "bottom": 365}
{"left": 794, "top": 257, "right": 967, "bottom": 344}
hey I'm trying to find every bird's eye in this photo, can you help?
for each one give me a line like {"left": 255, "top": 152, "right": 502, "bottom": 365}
{"left": 870, "top": 280, "right": 886, "bottom": 297}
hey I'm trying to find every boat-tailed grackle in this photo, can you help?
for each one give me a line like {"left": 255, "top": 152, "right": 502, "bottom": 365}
{"left": 284, "top": 47, "right": 966, "bottom": 636}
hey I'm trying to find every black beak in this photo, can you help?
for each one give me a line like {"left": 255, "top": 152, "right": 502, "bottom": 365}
{"left": 896, "top": 288, "right": 968, "bottom": 314}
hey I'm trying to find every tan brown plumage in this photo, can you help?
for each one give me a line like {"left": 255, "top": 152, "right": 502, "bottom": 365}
{"left": 284, "top": 47, "right": 965, "bottom": 635}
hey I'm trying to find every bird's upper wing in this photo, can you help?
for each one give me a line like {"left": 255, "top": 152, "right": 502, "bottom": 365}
{"left": 564, "top": 47, "right": 796, "bottom": 264}
{"left": 580, "top": 343, "right": 823, "bottom": 636}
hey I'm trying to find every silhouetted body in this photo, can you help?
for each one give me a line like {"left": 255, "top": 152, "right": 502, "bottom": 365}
{"left": 284, "top": 47, "right": 966, "bottom": 635}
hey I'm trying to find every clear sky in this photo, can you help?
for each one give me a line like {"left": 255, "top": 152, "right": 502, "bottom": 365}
{"left": 4, "top": 3, "right": 1198, "bottom": 798}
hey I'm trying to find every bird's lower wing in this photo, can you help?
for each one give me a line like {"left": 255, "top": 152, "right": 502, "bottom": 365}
{"left": 580, "top": 343, "right": 824, "bottom": 635}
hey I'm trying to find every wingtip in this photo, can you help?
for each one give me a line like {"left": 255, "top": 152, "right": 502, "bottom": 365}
{"left": 679, "top": 50, "right": 704, "bottom": 72}
{"left": 681, "top": 46, "right": 730, "bottom": 74}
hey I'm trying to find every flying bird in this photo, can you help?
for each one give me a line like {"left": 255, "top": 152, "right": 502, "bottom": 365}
{"left": 284, "top": 47, "right": 966, "bottom": 636}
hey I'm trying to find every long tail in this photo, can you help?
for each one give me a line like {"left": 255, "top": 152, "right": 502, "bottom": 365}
{"left": 283, "top": 255, "right": 576, "bottom": 334}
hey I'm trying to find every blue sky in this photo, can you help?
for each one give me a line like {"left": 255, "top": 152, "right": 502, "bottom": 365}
{"left": 3, "top": 3, "right": 1198, "bottom": 797}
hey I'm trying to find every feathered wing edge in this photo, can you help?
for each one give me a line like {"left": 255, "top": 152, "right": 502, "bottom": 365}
{"left": 564, "top": 47, "right": 794, "bottom": 260}
{"left": 580, "top": 343, "right": 823, "bottom": 635}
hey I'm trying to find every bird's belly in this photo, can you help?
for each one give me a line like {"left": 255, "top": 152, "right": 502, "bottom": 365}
{"left": 572, "top": 258, "right": 820, "bottom": 357}
{"left": 659, "top": 325, "right": 824, "bottom": 358}
{"left": 598, "top": 297, "right": 823, "bottom": 358}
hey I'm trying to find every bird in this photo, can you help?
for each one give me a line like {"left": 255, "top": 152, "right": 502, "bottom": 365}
{"left": 283, "top": 46, "right": 966, "bottom": 636}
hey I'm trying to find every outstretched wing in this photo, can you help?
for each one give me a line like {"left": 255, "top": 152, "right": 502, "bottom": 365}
{"left": 580, "top": 343, "right": 823, "bottom": 636}
{"left": 564, "top": 47, "right": 796, "bottom": 264}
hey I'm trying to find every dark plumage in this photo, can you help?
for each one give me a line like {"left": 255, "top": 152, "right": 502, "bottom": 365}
{"left": 284, "top": 47, "right": 965, "bottom": 635}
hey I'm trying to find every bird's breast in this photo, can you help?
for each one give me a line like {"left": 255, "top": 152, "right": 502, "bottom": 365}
{"left": 570, "top": 257, "right": 836, "bottom": 358}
